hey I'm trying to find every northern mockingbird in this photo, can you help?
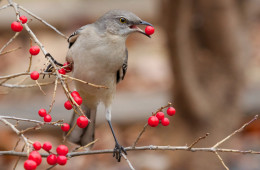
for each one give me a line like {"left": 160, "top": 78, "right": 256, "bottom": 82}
{"left": 65, "top": 9, "right": 152, "bottom": 162}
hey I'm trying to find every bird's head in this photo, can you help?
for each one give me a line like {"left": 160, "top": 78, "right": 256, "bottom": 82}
{"left": 95, "top": 9, "right": 153, "bottom": 37}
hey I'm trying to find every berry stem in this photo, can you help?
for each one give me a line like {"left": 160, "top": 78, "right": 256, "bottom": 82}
{"left": 132, "top": 102, "right": 172, "bottom": 148}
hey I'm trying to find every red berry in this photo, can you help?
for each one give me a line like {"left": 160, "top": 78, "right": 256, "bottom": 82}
{"left": 77, "top": 116, "right": 89, "bottom": 128}
{"left": 148, "top": 116, "right": 159, "bottom": 127}
{"left": 156, "top": 112, "right": 164, "bottom": 120}
{"left": 145, "top": 26, "right": 154, "bottom": 35}
{"left": 19, "top": 15, "right": 28, "bottom": 24}
{"left": 64, "top": 101, "right": 73, "bottom": 110}
{"left": 42, "top": 142, "right": 52, "bottom": 152}
{"left": 71, "top": 91, "right": 80, "bottom": 98}
{"left": 47, "top": 154, "right": 57, "bottom": 165}
{"left": 44, "top": 114, "right": 52, "bottom": 122}
{"left": 24, "top": 160, "right": 37, "bottom": 170}
{"left": 167, "top": 107, "right": 176, "bottom": 116}
{"left": 30, "top": 71, "right": 39, "bottom": 80}
{"left": 28, "top": 151, "right": 42, "bottom": 166}
{"left": 161, "top": 117, "right": 170, "bottom": 126}
{"left": 58, "top": 68, "right": 66, "bottom": 75}
{"left": 33, "top": 141, "right": 41, "bottom": 151}
{"left": 61, "top": 123, "right": 70, "bottom": 132}
{"left": 63, "top": 62, "right": 72, "bottom": 72}
{"left": 11, "top": 21, "right": 23, "bottom": 32}
{"left": 56, "top": 145, "right": 69, "bottom": 156}
{"left": 74, "top": 96, "right": 82, "bottom": 105}
{"left": 38, "top": 108, "right": 47, "bottom": 117}
{"left": 29, "top": 46, "right": 40, "bottom": 55}
{"left": 57, "top": 155, "right": 67, "bottom": 165}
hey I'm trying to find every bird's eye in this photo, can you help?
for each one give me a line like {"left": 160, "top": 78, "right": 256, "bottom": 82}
{"left": 119, "top": 17, "right": 127, "bottom": 23}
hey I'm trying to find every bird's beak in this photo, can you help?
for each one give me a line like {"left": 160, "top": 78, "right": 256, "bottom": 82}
{"left": 129, "top": 20, "right": 153, "bottom": 38}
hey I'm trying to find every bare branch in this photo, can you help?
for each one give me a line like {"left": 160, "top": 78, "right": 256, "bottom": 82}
{"left": 73, "top": 139, "right": 99, "bottom": 152}
{"left": 0, "top": 118, "right": 30, "bottom": 154}
{"left": 62, "top": 74, "right": 108, "bottom": 89}
{"left": 0, "top": 4, "right": 11, "bottom": 10}
{"left": 0, "top": 47, "right": 21, "bottom": 56}
{"left": 18, "top": 5, "right": 68, "bottom": 39}
{"left": 1, "top": 145, "right": 260, "bottom": 158}
{"left": 215, "top": 152, "right": 229, "bottom": 170}
{"left": 0, "top": 116, "right": 61, "bottom": 126}
{"left": 1, "top": 81, "right": 55, "bottom": 88}
{"left": 122, "top": 153, "right": 135, "bottom": 170}
{"left": 48, "top": 78, "right": 58, "bottom": 114}
{"left": 0, "top": 32, "right": 20, "bottom": 55}
{"left": 0, "top": 72, "right": 30, "bottom": 80}
{"left": 213, "top": 115, "right": 258, "bottom": 148}
{"left": 132, "top": 102, "right": 172, "bottom": 148}
{"left": 188, "top": 133, "right": 210, "bottom": 149}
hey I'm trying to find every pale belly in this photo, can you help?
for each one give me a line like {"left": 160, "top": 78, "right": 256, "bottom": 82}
{"left": 66, "top": 27, "right": 127, "bottom": 107}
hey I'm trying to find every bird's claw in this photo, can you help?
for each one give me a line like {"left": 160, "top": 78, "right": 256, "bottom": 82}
{"left": 113, "top": 143, "right": 127, "bottom": 162}
{"left": 43, "top": 53, "right": 63, "bottom": 79}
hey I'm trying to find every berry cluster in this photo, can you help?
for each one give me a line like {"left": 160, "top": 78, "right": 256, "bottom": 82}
{"left": 38, "top": 108, "right": 71, "bottom": 132}
{"left": 64, "top": 91, "right": 89, "bottom": 129}
{"left": 64, "top": 91, "right": 83, "bottom": 110}
{"left": 24, "top": 142, "right": 69, "bottom": 170}
{"left": 38, "top": 108, "right": 52, "bottom": 123}
{"left": 10, "top": 15, "right": 27, "bottom": 32}
{"left": 12, "top": 15, "right": 42, "bottom": 82}
{"left": 58, "top": 62, "right": 73, "bottom": 75}
{"left": 148, "top": 106, "right": 176, "bottom": 127}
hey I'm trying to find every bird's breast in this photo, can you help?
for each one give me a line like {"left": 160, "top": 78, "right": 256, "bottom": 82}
{"left": 69, "top": 30, "right": 126, "bottom": 87}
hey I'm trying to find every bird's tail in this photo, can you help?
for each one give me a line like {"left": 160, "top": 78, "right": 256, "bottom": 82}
{"left": 67, "top": 104, "right": 97, "bottom": 146}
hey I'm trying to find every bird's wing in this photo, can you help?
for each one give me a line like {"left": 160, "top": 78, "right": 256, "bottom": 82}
{"left": 68, "top": 25, "right": 88, "bottom": 48}
{"left": 116, "top": 49, "right": 128, "bottom": 83}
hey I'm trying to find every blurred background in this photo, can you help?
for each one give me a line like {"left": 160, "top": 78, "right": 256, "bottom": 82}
{"left": 1, "top": 0, "right": 260, "bottom": 169}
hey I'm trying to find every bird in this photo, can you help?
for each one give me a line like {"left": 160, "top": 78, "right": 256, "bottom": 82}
{"left": 65, "top": 9, "right": 152, "bottom": 162}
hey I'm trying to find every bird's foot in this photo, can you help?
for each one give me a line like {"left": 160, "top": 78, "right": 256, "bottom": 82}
{"left": 113, "top": 142, "right": 127, "bottom": 162}
{"left": 43, "top": 53, "right": 63, "bottom": 78}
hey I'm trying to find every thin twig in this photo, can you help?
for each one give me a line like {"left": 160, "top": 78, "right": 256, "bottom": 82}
{"left": 0, "top": 4, "right": 11, "bottom": 10}
{"left": 0, "top": 72, "right": 30, "bottom": 80}
{"left": 188, "top": 133, "right": 210, "bottom": 150}
{"left": 215, "top": 151, "right": 229, "bottom": 170}
{"left": 122, "top": 153, "right": 135, "bottom": 170}
{"left": 132, "top": 123, "right": 148, "bottom": 148}
{"left": 27, "top": 40, "right": 33, "bottom": 72}
{"left": 13, "top": 144, "right": 25, "bottom": 170}
{"left": 63, "top": 121, "right": 77, "bottom": 142}
{"left": 0, "top": 32, "right": 20, "bottom": 54}
{"left": 46, "top": 164, "right": 58, "bottom": 170}
{"left": 0, "top": 118, "right": 30, "bottom": 154}
{"left": 0, "top": 116, "right": 61, "bottom": 126}
{"left": 35, "top": 80, "right": 46, "bottom": 95}
{"left": 62, "top": 75, "right": 108, "bottom": 89}
{"left": 0, "top": 47, "right": 21, "bottom": 56}
{"left": 18, "top": 5, "right": 68, "bottom": 39}
{"left": 1, "top": 145, "right": 260, "bottom": 158}
{"left": 213, "top": 115, "right": 258, "bottom": 148}
{"left": 13, "top": 138, "right": 21, "bottom": 151}
{"left": 48, "top": 78, "right": 58, "bottom": 114}
{"left": 1, "top": 81, "right": 55, "bottom": 88}
{"left": 132, "top": 102, "right": 172, "bottom": 148}
{"left": 73, "top": 139, "right": 99, "bottom": 152}
{"left": 19, "top": 124, "right": 42, "bottom": 134}
{"left": 153, "top": 102, "right": 172, "bottom": 115}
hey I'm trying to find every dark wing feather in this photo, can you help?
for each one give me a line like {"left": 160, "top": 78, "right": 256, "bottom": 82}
{"left": 116, "top": 49, "right": 128, "bottom": 83}
{"left": 68, "top": 25, "right": 88, "bottom": 48}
